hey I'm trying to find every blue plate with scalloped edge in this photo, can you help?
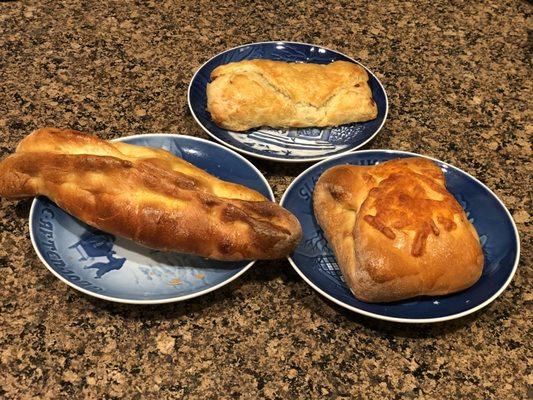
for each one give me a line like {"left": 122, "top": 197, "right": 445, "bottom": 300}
{"left": 188, "top": 41, "right": 388, "bottom": 163}
{"left": 280, "top": 150, "right": 520, "bottom": 323}
{"left": 29, "top": 134, "right": 274, "bottom": 304}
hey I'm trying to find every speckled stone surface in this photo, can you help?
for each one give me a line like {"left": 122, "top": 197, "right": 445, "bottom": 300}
{"left": 0, "top": 1, "right": 531, "bottom": 399}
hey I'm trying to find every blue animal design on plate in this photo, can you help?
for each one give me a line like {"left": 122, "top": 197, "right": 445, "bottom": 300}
{"left": 29, "top": 134, "right": 274, "bottom": 304}
{"left": 85, "top": 254, "right": 126, "bottom": 279}
{"left": 69, "top": 229, "right": 127, "bottom": 278}
{"left": 280, "top": 150, "right": 520, "bottom": 322}
{"left": 188, "top": 41, "right": 388, "bottom": 162}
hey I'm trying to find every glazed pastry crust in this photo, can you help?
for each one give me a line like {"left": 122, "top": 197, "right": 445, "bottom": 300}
{"left": 313, "top": 157, "right": 484, "bottom": 302}
{"left": 0, "top": 128, "right": 302, "bottom": 260}
{"left": 207, "top": 60, "right": 378, "bottom": 131}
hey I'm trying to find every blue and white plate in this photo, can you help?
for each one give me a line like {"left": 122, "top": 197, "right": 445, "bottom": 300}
{"left": 29, "top": 134, "right": 274, "bottom": 304}
{"left": 188, "top": 41, "right": 388, "bottom": 163}
{"left": 280, "top": 150, "right": 520, "bottom": 323}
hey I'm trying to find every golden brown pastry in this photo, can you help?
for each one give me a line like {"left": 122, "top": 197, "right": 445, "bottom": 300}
{"left": 313, "top": 157, "right": 484, "bottom": 302}
{"left": 0, "top": 128, "right": 302, "bottom": 260}
{"left": 206, "top": 59, "right": 378, "bottom": 131}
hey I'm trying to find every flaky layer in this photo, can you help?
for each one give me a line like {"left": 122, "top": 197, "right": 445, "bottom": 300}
{"left": 0, "top": 128, "right": 302, "bottom": 260}
{"left": 313, "top": 158, "right": 484, "bottom": 302}
{"left": 207, "top": 60, "right": 378, "bottom": 131}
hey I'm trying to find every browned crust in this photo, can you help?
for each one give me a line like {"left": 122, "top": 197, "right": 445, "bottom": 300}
{"left": 313, "top": 158, "right": 484, "bottom": 302}
{"left": 0, "top": 128, "right": 302, "bottom": 260}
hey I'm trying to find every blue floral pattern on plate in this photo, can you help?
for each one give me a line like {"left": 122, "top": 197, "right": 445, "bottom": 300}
{"left": 188, "top": 41, "right": 388, "bottom": 162}
{"left": 29, "top": 134, "right": 274, "bottom": 304}
{"left": 280, "top": 150, "right": 520, "bottom": 323}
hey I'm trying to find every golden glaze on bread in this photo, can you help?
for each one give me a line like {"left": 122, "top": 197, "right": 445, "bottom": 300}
{"left": 206, "top": 60, "right": 378, "bottom": 131}
{"left": 0, "top": 128, "right": 302, "bottom": 260}
{"left": 313, "top": 158, "right": 484, "bottom": 302}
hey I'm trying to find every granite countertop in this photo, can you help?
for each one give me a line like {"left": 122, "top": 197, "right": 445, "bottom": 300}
{"left": 0, "top": 1, "right": 531, "bottom": 398}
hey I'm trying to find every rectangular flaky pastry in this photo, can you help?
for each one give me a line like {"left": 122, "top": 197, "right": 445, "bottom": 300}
{"left": 313, "top": 158, "right": 484, "bottom": 302}
{"left": 206, "top": 60, "right": 378, "bottom": 131}
{"left": 0, "top": 128, "right": 302, "bottom": 261}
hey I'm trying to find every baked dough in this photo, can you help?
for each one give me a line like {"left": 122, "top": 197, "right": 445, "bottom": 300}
{"left": 313, "top": 157, "right": 484, "bottom": 302}
{"left": 206, "top": 60, "right": 378, "bottom": 131}
{"left": 0, "top": 128, "right": 302, "bottom": 260}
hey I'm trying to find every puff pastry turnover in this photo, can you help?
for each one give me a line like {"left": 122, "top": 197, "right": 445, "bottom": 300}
{"left": 0, "top": 128, "right": 302, "bottom": 260}
{"left": 206, "top": 60, "right": 378, "bottom": 131}
{"left": 313, "top": 158, "right": 484, "bottom": 302}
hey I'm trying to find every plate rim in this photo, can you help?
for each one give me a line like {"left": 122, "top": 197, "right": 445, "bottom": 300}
{"left": 28, "top": 133, "right": 275, "bottom": 305}
{"left": 187, "top": 40, "right": 389, "bottom": 163}
{"left": 279, "top": 149, "right": 521, "bottom": 323}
